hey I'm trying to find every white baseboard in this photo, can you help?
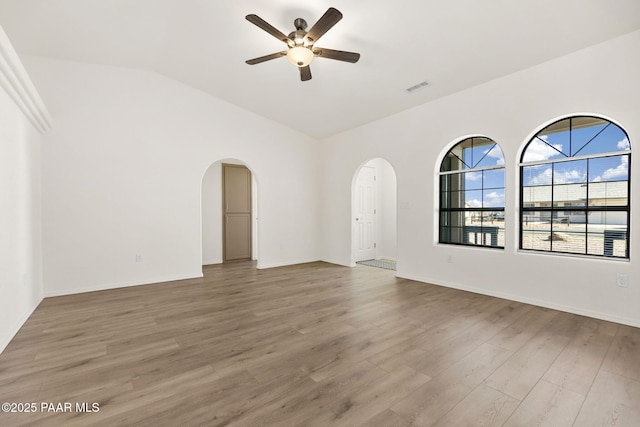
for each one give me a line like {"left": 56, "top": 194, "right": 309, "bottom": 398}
{"left": 44, "top": 272, "right": 204, "bottom": 297}
{"left": 321, "top": 258, "right": 352, "bottom": 268}
{"left": 396, "top": 272, "right": 640, "bottom": 329}
{"left": 202, "top": 258, "right": 223, "bottom": 266}
{"left": 257, "top": 258, "right": 322, "bottom": 270}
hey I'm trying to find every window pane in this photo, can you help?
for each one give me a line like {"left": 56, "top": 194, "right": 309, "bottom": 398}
{"left": 553, "top": 159, "right": 587, "bottom": 184}
{"left": 440, "top": 175, "right": 451, "bottom": 209}
{"left": 527, "top": 117, "right": 571, "bottom": 160}
{"left": 550, "top": 211, "right": 586, "bottom": 254}
{"left": 464, "top": 190, "right": 483, "bottom": 208}
{"left": 481, "top": 211, "right": 505, "bottom": 247}
{"left": 588, "top": 181, "right": 628, "bottom": 207}
{"left": 575, "top": 122, "right": 629, "bottom": 157}
{"left": 589, "top": 155, "right": 629, "bottom": 183}
{"left": 522, "top": 137, "right": 566, "bottom": 162}
{"left": 484, "top": 168, "right": 505, "bottom": 190}
{"left": 483, "top": 189, "right": 505, "bottom": 207}
{"left": 452, "top": 139, "right": 473, "bottom": 170}
{"left": 463, "top": 171, "right": 483, "bottom": 190}
{"left": 522, "top": 212, "right": 551, "bottom": 251}
{"left": 441, "top": 152, "right": 463, "bottom": 172}
{"left": 522, "top": 185, "right": 551, "bottom": 207}
{"left": 463, "top": 222, "right": 501, "bottom": 247}
{"left": 465, "top": 142, "right": 486, "bottom": 169}
{"left": 465, "top": 137, "right": 495, "bottom": 169}
{"left": 553, "top": 183, "right": 586, "bottom": 207}
{"left": 552, "top": 160, "right": 587, "bottom": 211}
{"left": 586, "top": 212, "right": 628, "bottom": 258}
{"left": 441, "top": 137, "right": 499, "bottom": 171}
{"left": 523, "top": 164, "right": 552, "bottom": 187}
{"left": 475, "top": 143, "right": 505, "bottom": 169}
{"left": 440, "top": 225, "right": 452, "bottom": 243}
{"left": 441, "top": 211, "right": 465, "bottom": 244}
{"left": 570, "top": 117, "right": 609, "bottom": 156}
{"left": 448, "top": 191, "right": 464, "bottom": 209}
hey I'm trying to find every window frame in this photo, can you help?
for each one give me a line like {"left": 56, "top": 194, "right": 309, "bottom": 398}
{"left": 438, "top": 137, "right": 506, "bottom": 249}
{"left": 518, "top": 116, "right": 631, "bottom": 259}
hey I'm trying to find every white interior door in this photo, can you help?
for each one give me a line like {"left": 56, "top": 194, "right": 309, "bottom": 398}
{"left": 354, "top": 165, "right": 376, "bottom": 261}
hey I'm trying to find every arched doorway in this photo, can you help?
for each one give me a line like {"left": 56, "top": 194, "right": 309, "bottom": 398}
{"left": 201, "top": 159, "right": 258, "bottom": 266}
{"left": 351, "top": 158, "right": 397, "bottom": 268}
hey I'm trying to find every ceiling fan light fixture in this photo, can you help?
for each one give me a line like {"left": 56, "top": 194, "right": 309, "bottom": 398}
{"left": 286, "top": 46, "right": 314, "bottom": 67}
{"left": 245, "top": 8, "right": 359, "bottom": 80}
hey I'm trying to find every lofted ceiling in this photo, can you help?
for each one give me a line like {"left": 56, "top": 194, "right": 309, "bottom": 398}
{"left": 0, "top": 0, "right": 639, "bottom": 139}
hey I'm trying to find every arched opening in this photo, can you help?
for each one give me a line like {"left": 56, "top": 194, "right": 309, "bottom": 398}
{"left": 201, "top": 159, "right": 258, "bottom": 267}
{"left": 351, "top": 158, "right": 398, "bottom": 269}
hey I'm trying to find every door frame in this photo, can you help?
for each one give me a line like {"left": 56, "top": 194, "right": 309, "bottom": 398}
{"left": 201, "top": 159, "right": 258, "bottom": 270}
{"left": 350, "top": 158, "right": 398, "bottom": 267}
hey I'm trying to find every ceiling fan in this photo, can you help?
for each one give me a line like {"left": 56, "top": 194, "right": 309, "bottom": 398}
{"left": 245, "top": 7, "right": 360, "bottom": 81}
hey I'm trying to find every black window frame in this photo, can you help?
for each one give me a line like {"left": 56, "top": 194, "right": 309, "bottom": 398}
{"left": 439, "top": 137, "right": 505, "bottom": 249}
{"left": 519, "top": 116, "right": 631, "bottom": 259}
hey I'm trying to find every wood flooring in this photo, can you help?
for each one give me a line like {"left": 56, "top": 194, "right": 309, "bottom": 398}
{"left": 1, "top": 261, "right": 639, "bottom": 426}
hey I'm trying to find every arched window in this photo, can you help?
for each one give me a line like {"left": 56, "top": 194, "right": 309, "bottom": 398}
{"left": 439, "top": 137, "right": 505, "bottom": 248}
{"left": 520, "top": 116, "right": 631, "bottom": 258}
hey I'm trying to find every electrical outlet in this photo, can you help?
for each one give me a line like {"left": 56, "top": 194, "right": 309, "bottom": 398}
{"left": 616, "top": 273, "right": 628, "bottom": 288}
{"left": 135, "top": 254, "right": 143, "bottom": 263}
{"left": 447, "top": 255, "right": 453, "bottom": 264}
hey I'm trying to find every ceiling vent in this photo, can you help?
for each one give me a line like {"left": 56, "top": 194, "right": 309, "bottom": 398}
{"left": 405, "top": 80, "right": 429, "bottom": 94}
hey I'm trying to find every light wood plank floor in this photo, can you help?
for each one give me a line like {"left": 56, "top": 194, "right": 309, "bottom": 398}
{"left": 1, "top": 261, "right": 639, "bottom": 426}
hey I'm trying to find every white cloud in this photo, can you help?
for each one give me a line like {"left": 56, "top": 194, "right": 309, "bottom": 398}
{"left": 527, "top": 167, "right": 585, "bottom": 185}
{"left": 465, "top": 172, "right": 482, "bottom": 181}
{"left": 466, "top": 199, "right": 482, "bottom": 208}
{"left": 528, "top": 167, "right": 552, "bottom": 186}
{"left": 523, "top": 137, "right": 563, "bottom": 162}
{"left": 617, "top": 137, "right": 631, "bottom": 151}
{"left": 484, "top": 191, "right": 504, "bottom": 207}
{"left": 600, "top": 156, "right": 629, "bottom": 180}
{"left": 556, "top": 169, "right": 586, "bottom": 184}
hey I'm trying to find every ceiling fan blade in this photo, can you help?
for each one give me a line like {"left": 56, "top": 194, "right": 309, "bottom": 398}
{"left": 246, "top": 51, "right": 287, "bottom": 65}
{"left": 246, "top": 14, "right": 293, "bottom": 45}
{"left": 305, "top": 7, "right": 343, "bottom": 44}
{"left": 299, "top": 65, "right": 312, "bottom": 81}
{"left": 313, "top": 48, "right": 360, "bottom": 63}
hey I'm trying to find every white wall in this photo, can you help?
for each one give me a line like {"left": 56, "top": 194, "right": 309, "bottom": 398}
{"left": 0, "top": 85, "right": 43, "bottom": 353}
{"left": 201, "top": 162, "right": 223, "bottom": 265}
{"left": 21, "top": 56, "right": 320, "bottom": 296}
{"left": 321, "top": 30, "right": 640, "bottom": 327}
{"left": 376, "top": 158, "right": 397, "bottom": 260}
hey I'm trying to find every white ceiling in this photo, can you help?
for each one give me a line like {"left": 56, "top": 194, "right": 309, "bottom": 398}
{"left": 1, "top": 0, "right": 639, "bottom": 138}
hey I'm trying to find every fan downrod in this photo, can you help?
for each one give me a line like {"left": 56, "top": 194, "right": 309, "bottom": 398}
{"left": 294, "top": 18, "right": 308, "bottom": 31}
